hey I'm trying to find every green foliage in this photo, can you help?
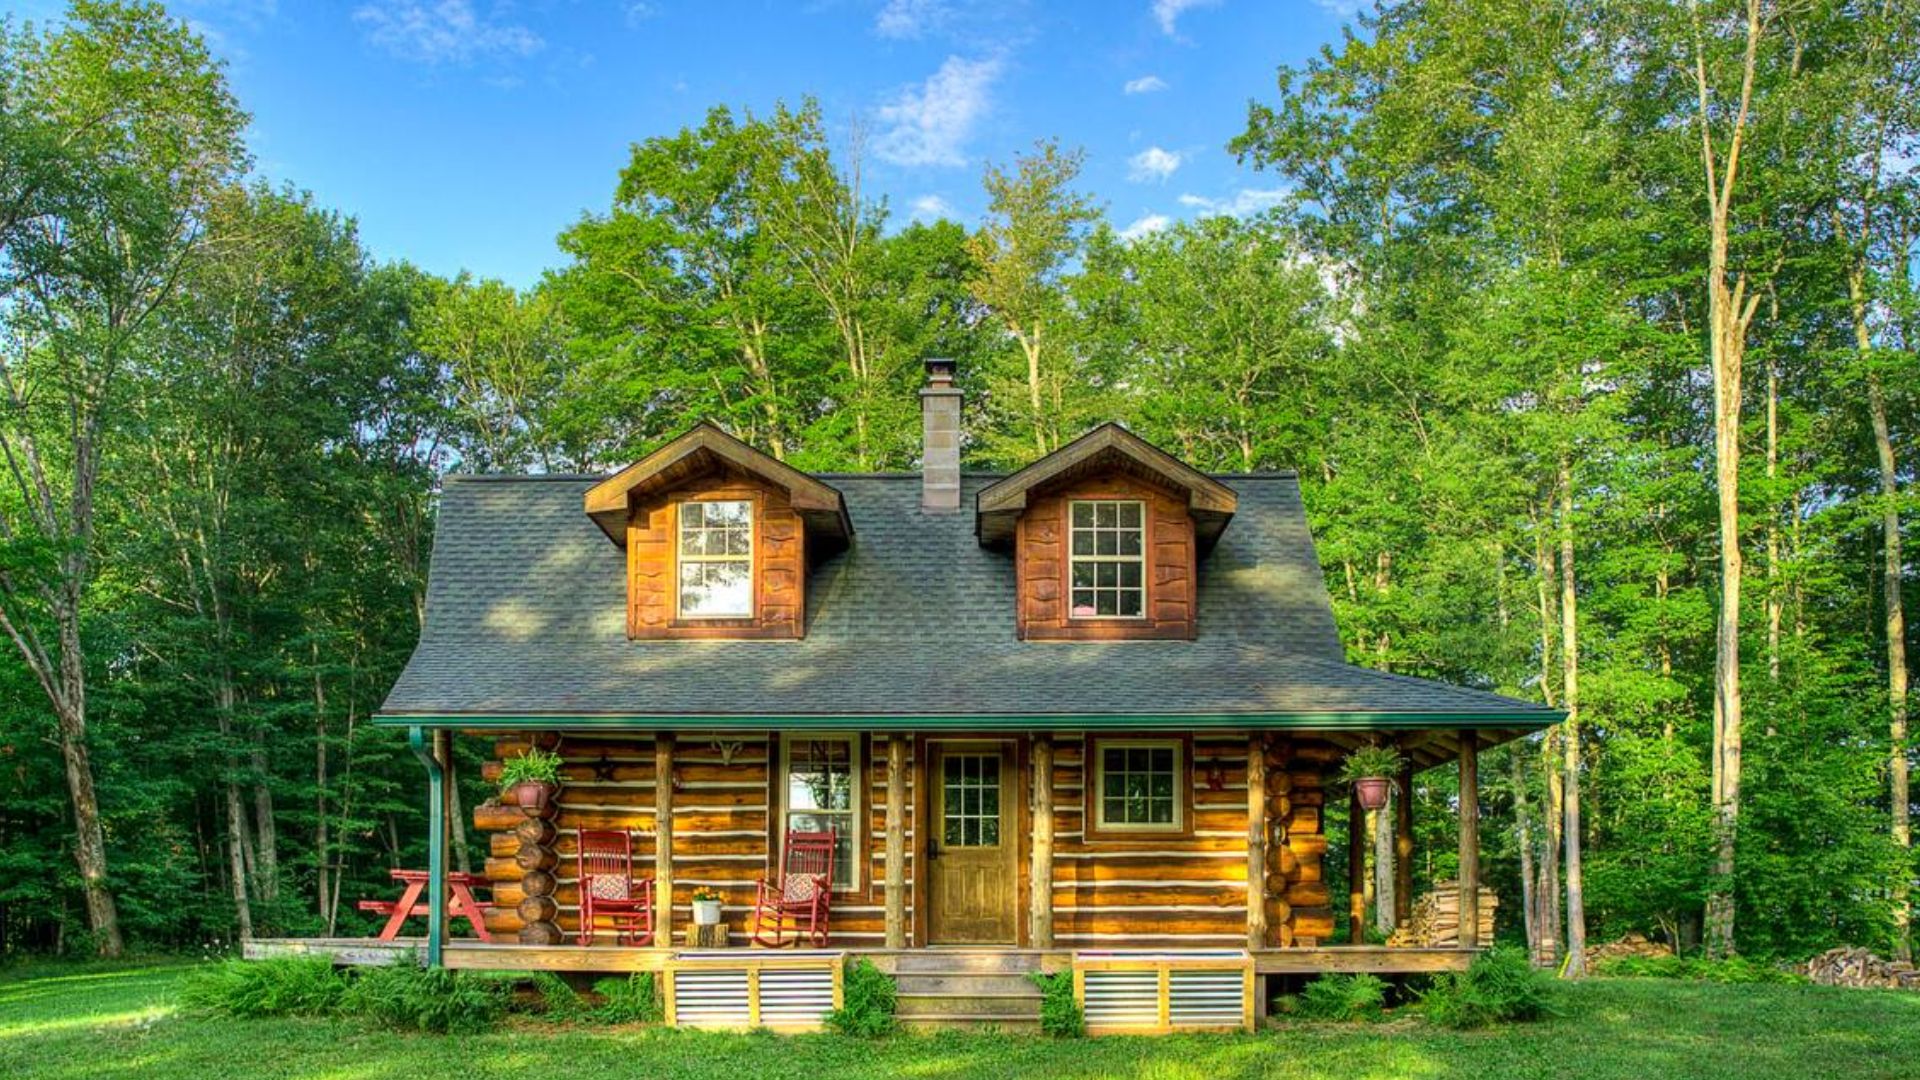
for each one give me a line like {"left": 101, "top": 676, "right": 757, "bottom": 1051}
{"left": 1593, "top": 954, "right": 1806, "bottom": 984}
{"left": 590, "top": 973, "right": 662, "bottom": 1024}
{"left": 1337, "top": 746, "right": 1405, "bottom": 785}
{"left": 177, "top": 958, "right": 345, "bottom": 1019}
{"left": 338, "top": 962, "right": 508, "bottom": 1034}
{"left": 1418, "top": 948, "right": 1562, "bottom": 1029}
{"left": 1292, "top": 973, "right": 1389, "bottom": 1021}
{"left": 825, "top": 958, "right": 897, "bottom": 1038}
{"left": 1027, "top": 970, "right": 1083, "bottom": 1038}
{"left": 497, "top": 747, "right": 563, "bottom": 791}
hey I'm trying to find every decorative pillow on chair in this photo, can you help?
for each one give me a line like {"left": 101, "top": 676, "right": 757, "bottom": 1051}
{"left": 781, "top": 874, "right": 822, "bottom": 903}
{"left": 588, "top": 875, "right": 631, "bottom": 902}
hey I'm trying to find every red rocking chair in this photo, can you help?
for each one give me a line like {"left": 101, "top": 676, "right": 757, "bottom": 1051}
{"left": 750, "top": 830, "right": 836, "bottom": 948}
{"left": 577, "top": 829, "right": 655, "bottom": 946}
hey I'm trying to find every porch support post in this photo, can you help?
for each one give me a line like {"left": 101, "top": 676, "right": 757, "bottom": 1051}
{"left": 655, "top": 733, "right": 674, "bottom": 945}
{"left": 408, "top": 726, "right": 446, "bottom": 968}
{"left": 1394, "top": 757, "right": 1414, "bottom": 928}
{"left": 1246, "top": 735, "right": 1267, "bottom": 950}
{"left": 1458, "top": 730, "right": 1480, "bottom": 949}
{"left": 1030, "top": 736, "right": 1054, "bottom": 948}
{"left": 1348, "top": 784, "right": 1366, "bottom": 945}
{"left": 885, "top": 735, "right": 907, "bottom": 949}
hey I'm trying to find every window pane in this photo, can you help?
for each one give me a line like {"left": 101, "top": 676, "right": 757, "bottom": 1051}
{"left": 1072, "top": 591, "right": 1097, "bottom": 616}
{"left": 982, "top": 819, "right": 1000, "bottom": 847}
{"left": 944, "top": 817, "right": 961, "bottom": 846}
{"left": 1118, "top": 590, "right": 1143, "bottom": 617}
{"left": 1150, "top": 798, "right": 1173, "bottom": 823}
{"left": 1096, "top": 502, "right": 1117, "bottom": 528}
{"left": 1104, "top": 796, "right": 1126, "bottom": 822}
{"left": 1119, "top": 502, "right": 1142, "bottom": 528}
{"left": 1119, "top": 562, "right": 1142, "bottom": 588}
{"left": 1103, "top": 772, "right": 1124, "bottom": 798}
{"left": 1096, "top": 591, "right": 1117, "bottom": 616}
{"left": 789, "top": 739, "right": 851, "bottom": 811}
{"left": 1128, "top": 747, "right": 1149, "bottom": 772}
{"left": 1072, "top": 563, "right": 1096, "bottom": 587}
{"left": 1119, "top": 530, "right": 1142, "bottom": 556}
{"left": 1150, "top": 772, "right": 1173, "bottom": 798}
{"left": 681, "top": 561, "right": 750, "bottom": 616}
{"left": 1073, "top": 502, "right": 1094, "bottom": 527}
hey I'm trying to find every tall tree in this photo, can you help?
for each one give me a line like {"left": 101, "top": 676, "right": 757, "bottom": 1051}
{"left": 0, "top": 1, "right": 246, "bottom": 954}
{"left": 968, "top": 140, "right": 1100, "bottom": 464}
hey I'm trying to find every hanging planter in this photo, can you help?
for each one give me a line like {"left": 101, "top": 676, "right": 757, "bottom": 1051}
{"left": 499, "top": 747, "right": 564, "bottom": 816}
{"left": 1337, "top": 745, "right": 1405, "bottom": 813}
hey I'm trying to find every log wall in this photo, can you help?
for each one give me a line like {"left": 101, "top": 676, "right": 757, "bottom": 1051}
{"left": 474, "top": 730, "right": 1334, "bottom": 949}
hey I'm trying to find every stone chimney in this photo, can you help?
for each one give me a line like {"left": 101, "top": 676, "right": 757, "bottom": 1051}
{"left": 920, "top": 358, "right": 962, "bottom": 511}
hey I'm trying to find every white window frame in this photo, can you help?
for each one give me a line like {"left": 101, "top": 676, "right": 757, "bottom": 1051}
{"left": 778, "top": 733, "right": 862, "bottom": 892}
{"left": 676, "top": 499, "right": 754, "bottom": 619}
{"left": 1068, "top": 499, "right": 1148, "bottom": 620}
{"left": 1090, "top": 738, "right": 1185, "bottom": 833}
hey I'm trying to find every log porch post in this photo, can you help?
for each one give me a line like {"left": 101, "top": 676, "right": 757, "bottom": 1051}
{"left": 885, "top": 735, "right": 907, "bottom": 949}
{"left": 1394, "top": 758, "right": 1414, "bottom": 928}
{"left": 1458, "top": 730, "right": 1480, "bottom": 949}
{"left": 1030, "top": 737, "right": 1055, "bottom": 948}
{"left": 1246, "top": 735, "right": 1268, "bottom": 950}
{"left": 655, "top": 733, "right": 675, "bottom": 944}
{"left": 1348, "top": 784, "right": 1366, "bottom": 945}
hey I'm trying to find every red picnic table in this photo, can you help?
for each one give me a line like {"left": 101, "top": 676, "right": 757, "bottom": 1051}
{"left": 358, "top": 868, "right": 494, "bottom": 943}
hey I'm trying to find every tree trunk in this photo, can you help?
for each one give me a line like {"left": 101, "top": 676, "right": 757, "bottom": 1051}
{"left": 1559, "top": 457, "right": 1588, "bottom": 976}
{"left": 1373, "top": 796, "right": 1395, "bottom": 936}
{"left": 251, "top": 726, "right": 279, "bottom": 906}
{"left": 1695, "top": 0, "right": 1764, "bottom": 961}
{"left": 1855, "top": 270, "right": 1911, "bottom": 963}
{"left": 55, "top": 695, "right": 123, "bottom": 957}
{"left": 224, "top": 771, "right": 254, "bottom": 942}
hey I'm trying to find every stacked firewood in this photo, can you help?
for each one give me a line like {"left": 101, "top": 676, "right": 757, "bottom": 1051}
{"left": 1584, "top": 932, "right": 1674, "bottom": 964}
{"left": 1386, "top": 880, "right": 1497, "bottom": 947}
{"left": 1799, "top": 947, "right": 1920, "bottom": 990}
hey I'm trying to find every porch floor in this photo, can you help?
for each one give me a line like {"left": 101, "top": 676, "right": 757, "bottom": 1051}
{"left": 242, "top": 937, "right": 1476, "bottom": 975}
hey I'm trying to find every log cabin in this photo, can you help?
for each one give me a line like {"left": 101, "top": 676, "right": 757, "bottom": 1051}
{"left": 254, "top": 359, "right": 1561, "bottom": 1031}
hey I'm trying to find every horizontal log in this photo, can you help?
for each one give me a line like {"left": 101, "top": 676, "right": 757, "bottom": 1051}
{"left": 474, "top": 804, "right": 525, "bottom": 832}
{"left": 1286, "top": 882, "right": 1331, "bottom": 907}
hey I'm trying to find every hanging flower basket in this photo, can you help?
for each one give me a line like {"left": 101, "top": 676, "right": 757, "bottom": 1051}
{"left": 1337, "top": 745, "right": 1404, "bottom": 813}
{"left": 499, "top": 747, "right": 564, "bottom": 816}
{"left": 1353, "top": 776, "right": 1391, "bottom": 811}
{"left": 508, "top": 780, "right": 555, "bottom": 813}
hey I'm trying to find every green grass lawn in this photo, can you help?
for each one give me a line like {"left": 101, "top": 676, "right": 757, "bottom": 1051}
{"left": 2, "top": 960, "right": 1917, "bottom": 1080}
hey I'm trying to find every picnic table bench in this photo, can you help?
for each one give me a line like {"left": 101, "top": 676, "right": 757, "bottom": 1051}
{"left": 358, "top": 868, "right": 494, "bottom": 942}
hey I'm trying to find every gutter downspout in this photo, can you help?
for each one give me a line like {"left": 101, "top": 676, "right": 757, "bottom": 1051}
{"left": 408, "top": 725, "right": 446, "bottom": 968}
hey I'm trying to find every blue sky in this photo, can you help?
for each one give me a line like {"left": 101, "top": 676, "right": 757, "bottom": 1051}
{"left": 14, "top": 0, "right": 1365, "bottom": 288}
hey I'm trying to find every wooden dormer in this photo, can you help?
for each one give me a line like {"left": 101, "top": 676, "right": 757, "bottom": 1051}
{"left": 976, "top": 424, "right": 1238, "bottom": 641}
{"left": 584, "top": 423, "right": 852, "bottom": 640}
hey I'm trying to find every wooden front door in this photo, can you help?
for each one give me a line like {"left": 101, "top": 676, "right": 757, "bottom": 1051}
{"left": 927, "top": 743, "right": 1019, "bottom": 944}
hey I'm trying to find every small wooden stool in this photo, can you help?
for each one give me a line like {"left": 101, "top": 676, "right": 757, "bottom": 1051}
{"left": 684, "top": 923, "right": 729, "bottom": 948}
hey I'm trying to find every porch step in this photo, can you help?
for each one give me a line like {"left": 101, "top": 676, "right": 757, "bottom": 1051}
{"left": 899, "top": 1014, "right": 1042, "bottom": 1033}
{"left": 885, "top": 949, "right": 1048, "bottom": 975}
{"left": 890, "top": 961, "right": 1043, "bottom": 1028}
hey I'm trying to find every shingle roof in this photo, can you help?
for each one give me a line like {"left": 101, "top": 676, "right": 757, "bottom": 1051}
{"left": 376, "top": 472, "right": 1558, "bottom": 728}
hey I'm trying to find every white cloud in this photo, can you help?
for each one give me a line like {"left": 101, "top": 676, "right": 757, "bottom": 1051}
{"left": 1152, "top": 0, "right": 1219, "bottom": 36}
{"left": 874, "top": 55, "right": 1002, "bottom": 168}
{"left": 1119, "top": 213, "right": 1171, "bottom": 241}
{"left": 1177, "top": 187, "right": 1288, "bottom": 217}
{"left": 1127, "top": 146, "right": 1183, "bottom": 183}
{"left": 909, "top": 194, "right": 956, "bottom": 221}
{"left": 875, "top": 0, "right": 950, "bottom": 39}
{"left": 354, "top": 1, "right": 543, "bottom": 65}
{"left": 624, "top": 2, "right": 659, "bottom": 25}
{"left": 1123, "top": 74, "right": 1169, "bottom": 95}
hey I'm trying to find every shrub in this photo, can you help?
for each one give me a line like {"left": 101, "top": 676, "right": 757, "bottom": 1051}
{"left": 341, "top": 962, "right": 508, "bottom": 1034}
{"left": 520, "top": 970, "right": 591, "bottom": 1021}
{"left": 1593, "top": 954, "right": 1805, "bottom": 984}
{"left": 1419, "top": 947, "right": 1561, "bottom": 1029}
{"left": 1028, "top": 970, "right": 1083, "bottom": 1038}
{"left": 179, "top": 957, "right": 346, "bottom": 1019}
{"left": 826, "top": 958, "right": 897, "bottom": 1038}
{"left": 1294, "top": 973, "right": 1389, "bottom": 1022}
{"left": 591, "top": 973, "right": 662, "bottom": 1024}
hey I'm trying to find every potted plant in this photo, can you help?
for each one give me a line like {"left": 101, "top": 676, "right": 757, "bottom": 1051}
{"left": 692, "top": 887, "right": 724, "bottom": 926}
{"left": 1338, "top": 745, "right": 1404, "bottom": 812}
{"left": 498, "top": 747, "right": 563, "bottom": 815}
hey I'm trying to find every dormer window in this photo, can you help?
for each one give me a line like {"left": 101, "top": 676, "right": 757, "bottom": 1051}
{"left": 1070, "top": 500, "right": 1145, "bottom": 618}
{"left": 678, "top": 499, "right": 754, "bottom": 618}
